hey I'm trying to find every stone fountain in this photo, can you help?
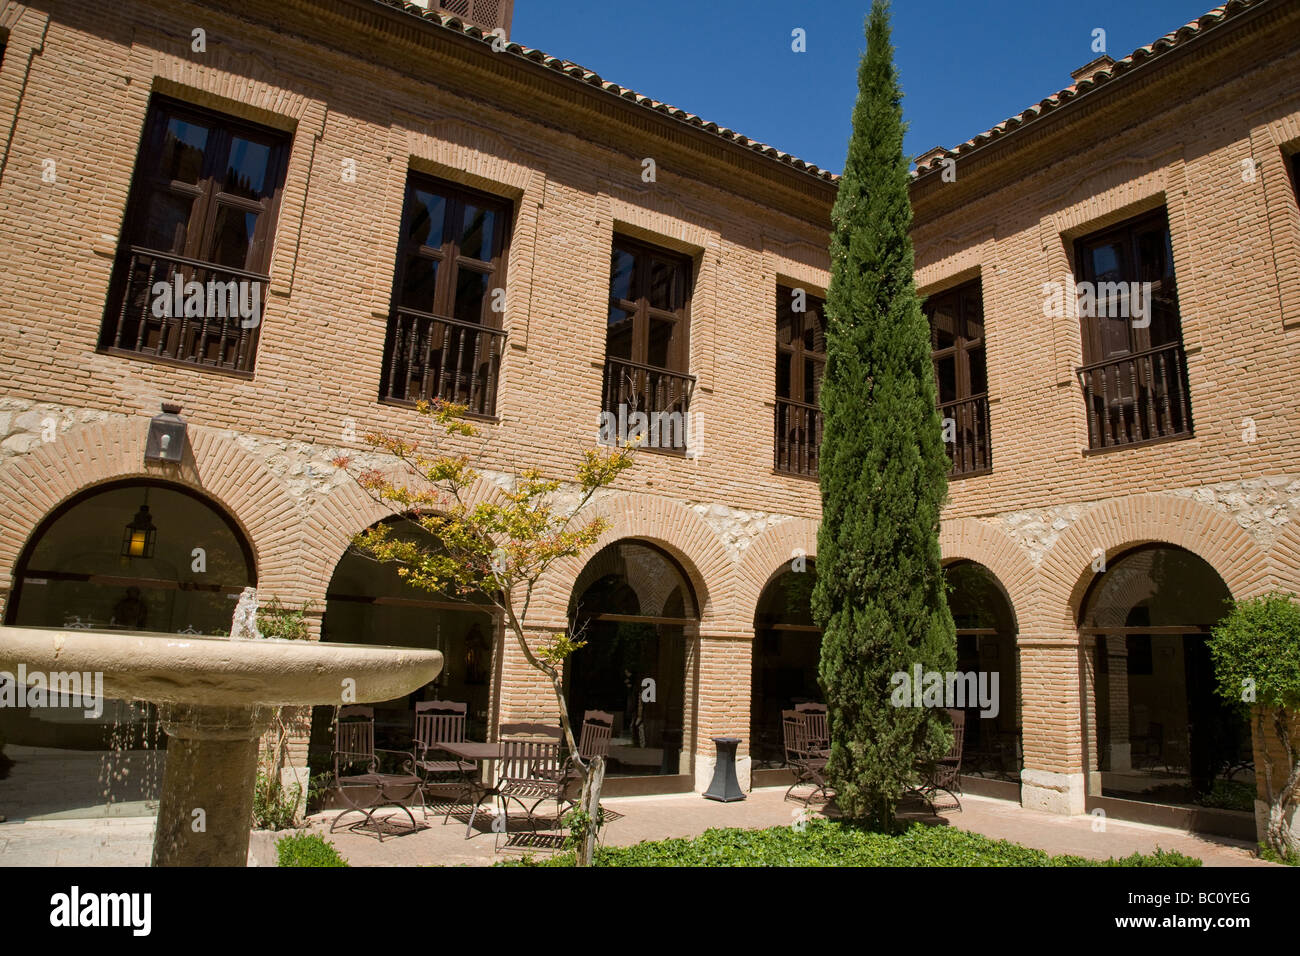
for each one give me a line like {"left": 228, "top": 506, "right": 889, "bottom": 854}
{"left": 0, "top": 590, "right": 442, "bottom": 866}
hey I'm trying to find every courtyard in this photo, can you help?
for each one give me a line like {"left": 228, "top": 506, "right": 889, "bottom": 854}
{"left": 0, "top": 786, "right": 1275, "bottom": 868}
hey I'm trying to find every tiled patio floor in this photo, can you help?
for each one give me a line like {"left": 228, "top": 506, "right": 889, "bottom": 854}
{"left": 0, "top": 786, "right": 1275, "bottom": 867}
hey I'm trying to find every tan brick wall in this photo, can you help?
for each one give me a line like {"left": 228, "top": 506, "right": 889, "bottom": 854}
{"left": 1, "top": 0, "right": 1298, "bottom": 817}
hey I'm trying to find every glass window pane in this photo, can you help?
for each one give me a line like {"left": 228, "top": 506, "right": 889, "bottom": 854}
{"left": 935, "top": 354, "right": 958, "bottom": 405}
{"left": 222, "top": 136, "right": 273, "bottom": 199}
{"left": 647, "top": 317, "right": 675, "bottom": 369}
{"left": 803, "top": 358, "right": 822, "bottom": 405}
{"left": 407, "top": 189, "right": 447, "bottom": 249}
{"left": 208, "top": 207, "right": 253, "bottom": 268}
{"left": 775, "top": 351, "right": 791, "bottom": 399}
{"left": 460, "top": 203, "right": 497, "bottom": 261}
{"left": 401, "top": 255, "right": 439, "bottom": 312}
{"left": 454, "top": 268, "right": 489, "bottom": 324}
{"left": 804, "top": 305, "right": 826, "bottom": 354}
{"left": 968, "top": 346, "right": 987, "bottom": 395}
{"left": 140, "top": 189, "right": 195, "bottom": 253}
{"left": 1136, "top": 225, "right": 1175, "bottom": 284}
{"left": 159, "top": 117, "right": 210, "bottom": 185}
{"left": 1087, "top": 242, "right": 1124, "bottom": 282}
{"left": 648, "top": 258, "right": 679, "bottom": 310}
{"left": 209, "top": 206, "right": 259, "bottom": 269}
{"left": 931, "top": 303, "right": 957, "bottom": 350}
{"left": 609, "top": 249, "right": 635, "bottom": 302}
{"left": 606, "top": 306, "right": 633, "bottom": 360}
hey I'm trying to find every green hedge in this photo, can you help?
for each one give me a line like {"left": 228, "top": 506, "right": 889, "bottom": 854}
{"left": 503, "top": 820, "right": 1202, "bottom": 867}
{"left": 275, "top": 833, "right": 348, "bottom": 867}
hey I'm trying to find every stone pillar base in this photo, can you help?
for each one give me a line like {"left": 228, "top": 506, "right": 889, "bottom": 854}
{"left": 1020, "top": 769, "right": 1086, "bottom": 816}
{"left": 694, "top": 754, "right": 752, "bottom": 793}
{"left": 1107, "top": 743, "right": 1131, "bottom": 772}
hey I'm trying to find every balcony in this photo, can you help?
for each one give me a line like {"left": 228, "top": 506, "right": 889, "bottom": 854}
{"left": 939, "top": 393, "right": 991, "bottom": 478}
{"left": 774, "top": 397, "right": 821, "bottom": 478}
{"left": 601, "top": 357, "right": 694, "bottom": 453}
{"left": 382, "top": 308, "right": 505, "bottom": 417}
{"left": 1077, "top": 342, "right": 1192, "bottom": 451}
{"left": 100, "top": 247, "right": 267, "bottom": 375}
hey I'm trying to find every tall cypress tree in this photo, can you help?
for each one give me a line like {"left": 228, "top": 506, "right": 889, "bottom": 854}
{"left": 812, "top": 0, "right": 957, "bottom": 826}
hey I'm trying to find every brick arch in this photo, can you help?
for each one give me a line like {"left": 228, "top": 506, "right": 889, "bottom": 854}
{"left": 732, "top": 518, "right": 818, "bottom": 627}
{"left": 1266, "top": 519, "right": 1300, "bottom": 595}
{"left": 295, "top": 468, "right": 506, "bottom": 604}
{"left": 533, "top": 492, "right": 731, "bottom": 631}
{"left": 1039, "top": 494, "right": 1271, "bottom": 633}
{"left": 0, "top": 419, "right": 301, "bottom": 596}
{"left": 939, "top": 518, "right": 1038, "bottom": 631}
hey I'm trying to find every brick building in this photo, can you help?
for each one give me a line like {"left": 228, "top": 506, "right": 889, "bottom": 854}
{"left": 0, "top": 0, "right": 1297, "bottom": 846}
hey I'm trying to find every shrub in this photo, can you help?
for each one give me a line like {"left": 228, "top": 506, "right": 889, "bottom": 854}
{"left": 500, "top": 820, "right": 1201, "bottom": 868}
{"left": 276, "top": 833, "right": 348, "bottom": 867}
{"left": 252, "top": 770, "right": 301, "bottom": 831}
{"left": 1208, "top": 592, "right": 1300, "bottom": 860}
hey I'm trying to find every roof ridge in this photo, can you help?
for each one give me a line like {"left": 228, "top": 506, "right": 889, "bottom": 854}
{"left": 910, "top": 0, "right": 1263, "bottom": 178}
{"left": 369, "top": 0, "right": 840, "bottom": 184}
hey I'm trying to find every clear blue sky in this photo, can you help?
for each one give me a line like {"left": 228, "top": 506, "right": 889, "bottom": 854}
{"left": 510, "top": 0, "right": 1218, "bottom": 173}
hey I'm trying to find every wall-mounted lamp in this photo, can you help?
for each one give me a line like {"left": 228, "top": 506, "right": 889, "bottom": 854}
{"left": 145, "top": 403, "right": 187, "bottom": 464}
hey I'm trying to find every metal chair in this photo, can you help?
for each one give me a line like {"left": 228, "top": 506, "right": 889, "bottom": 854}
{"left": 495, "top": 732, "right": 566, "bottom": 851}
{"left": 782, "top": 709, "right": 832, "bottom": 806}
{"left": 327, "top": 706, "right": 423, "bottom": 841}
{"left": 795, "top": 702, "right": 829, "bottom": 752}
{"left": 410, "top": 700, "right": 480, "bottom": 823}
{"left": 912, "top": 708, "right": 966, "bottom": 813}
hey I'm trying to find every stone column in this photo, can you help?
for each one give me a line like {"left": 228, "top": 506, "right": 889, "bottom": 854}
{"left": 692, "top": 630, "right": 753, "bottom": 793}
{"left": 152, "top": 703, "right": 273, "bottom": 867}
{"left": 1017, "top": 635, "right": 1087, "bottom": 815}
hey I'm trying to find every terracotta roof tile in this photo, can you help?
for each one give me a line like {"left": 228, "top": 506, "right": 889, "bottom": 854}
{"left": 911, "top": 0, "right": 1266, "bottom": 178}
{"left": 369, "top": 0, "right": 840, "bottom": 184}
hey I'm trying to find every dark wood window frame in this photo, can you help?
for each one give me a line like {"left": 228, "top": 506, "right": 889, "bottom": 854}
{"left": 601, "top": 236, "right": 696, "bottom": 456}
{"left": 380, "top": 172, "right": 512, "bottom": 418}
{"left": 773, "top": 285, "right": 825, "bottom": 478}
{"left": 923, "top": 277, "right": 992, "bottom": 478}
{"left": 1073, "top": 207, "right": 1192, "bottom": 452}
{"left": 606, "top": 236, "right": 693, "bottom": 372}
{"left": 99, "top": 95, "right": 291, "bottom": 377}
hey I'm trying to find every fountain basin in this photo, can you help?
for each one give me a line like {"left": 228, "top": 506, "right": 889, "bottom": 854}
{"left": 0, "top": 626, "right": 443, "bottom": 707}
{"left": 0, "top": 624, "right": 444, "bottom": 866}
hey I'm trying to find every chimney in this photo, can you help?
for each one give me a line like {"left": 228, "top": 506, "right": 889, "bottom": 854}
{"left": 411, "top": 0, "right": 515, "bottom": 41}
{"left": 1070, "top": 54, "right": 1115, "bottom": 85}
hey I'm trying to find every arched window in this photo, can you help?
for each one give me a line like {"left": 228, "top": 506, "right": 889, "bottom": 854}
{"left": 566, "top": 541, "right": 696, "bottom": 778}
{"left": 1080, "top": 546, "right": 1249, "bottom": 813}
{"left": 309, "top": 519, "right": 498, "bottom": 765}
{"left": 750, "top": 564, "right": 820, "bottom": 767}
{"left": 7, "top": 480, "right": 255, "bottom": 634}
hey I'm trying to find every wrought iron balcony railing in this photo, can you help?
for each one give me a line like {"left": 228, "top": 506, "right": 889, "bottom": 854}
{"left": 939, "top": 393, "right": 992, "bottom": 478}
{"left": 601, "top": 357, "right": 694, "bottom": 453}
{"left": 1077, "top": 342, "right": 1192, "bottom": 451}
{"left": 382, "top": 307, "right": 505, "bottom": 417}
{"left": 774, "top": 397, "right": 821, "bottom": 478}
{"left": 100, "top": 246, "right": 268, "bottom": 375}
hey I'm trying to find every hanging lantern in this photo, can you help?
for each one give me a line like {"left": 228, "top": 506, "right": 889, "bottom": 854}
{"left": 121, "top": 503, "right": 157, "bottom": 559}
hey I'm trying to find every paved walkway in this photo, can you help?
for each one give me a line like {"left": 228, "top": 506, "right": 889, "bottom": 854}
{"left": 0, "top": 787, "right": 1274, "bottom": 866}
